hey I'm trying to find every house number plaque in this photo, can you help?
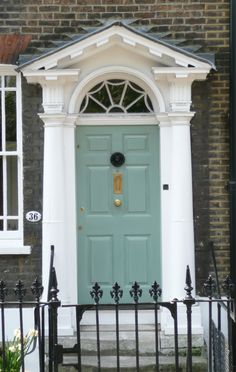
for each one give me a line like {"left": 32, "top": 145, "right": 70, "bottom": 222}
{"left": 26, "top": 211, "right": 41, "bottom": 222}
{"left": 113, "top": 173, "right": 122, "bottom": 194}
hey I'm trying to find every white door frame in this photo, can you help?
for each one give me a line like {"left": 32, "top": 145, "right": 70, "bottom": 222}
{"left": 23, "top": 61, "right": 210, "bottom": 334}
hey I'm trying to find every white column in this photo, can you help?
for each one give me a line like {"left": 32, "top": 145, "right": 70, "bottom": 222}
{"left": 63, "top": 116, "right": 77, "bottom": 305}
{"left": 158, "top": 111, "right": 196, "bottom": 302}
{"left": 39, "top": 113, "right": 77, "bottom": 335}
{"left": 39, "top": 113, "right": 67, "bottom": 301}
{"left": 157, "top": 114, "right": 172, "bottom": 300}
{"left": 160, "top": 112, "right": 203, "bottom": 336}
{"left": 23, "top": 71, "right": 80, "bottom": 334}
{"left": 168, "top": 113, "right": 195, "bottom": 299}
{"left": 163, "top": 77, "right": 196, "bottom": 300}
{"left": 158, "top": 74, "right": 204, "bottom": 335}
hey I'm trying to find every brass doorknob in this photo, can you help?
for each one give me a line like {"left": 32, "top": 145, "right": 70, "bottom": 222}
{"left": 114, "top": 199, "right": 122, "bottom": 207}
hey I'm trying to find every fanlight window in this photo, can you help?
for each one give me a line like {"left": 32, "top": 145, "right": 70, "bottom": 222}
{"left": 80, "top": 80, "right": 154, "bottom": 114}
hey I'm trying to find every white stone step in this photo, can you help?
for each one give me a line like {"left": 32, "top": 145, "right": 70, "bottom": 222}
{"left": 59, "top": 355, "right": 208, "bottom": 371}
{"left": 57, "top": 324, "right": 204, "bottom": 355}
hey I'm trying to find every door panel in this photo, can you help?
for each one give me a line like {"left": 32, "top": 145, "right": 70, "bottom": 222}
{"left": 127, "top": 166, "right": 148, "bottom": 212}
{"left": 76, "top": 125, "right": 160, "bottom": 303}
{"left": 125, "top": 235, "right": 150, "bottom": 283}
{"left": 89, "top": 235, "right": 113, "bottom": 283}
{"left": 89, "top": 166, "right": 110, "bottom": 212}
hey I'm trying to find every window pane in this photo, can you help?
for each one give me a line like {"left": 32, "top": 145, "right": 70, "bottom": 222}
{"left": 5, "top": 91, "right": 16, "bottom": 151}
{"left": 122, "top": 85, "right": 140, "bottom": 107}
{"left": 7, "top": 219, "right": 18, "bottom": 230}
{"left": 107, "top": 81, "right": 125, "bottom": 104}
{"left": 5, "top": 76, "right": 16, "bottom": 87}
{"left": 93, "top": 85, "right": 111, "bottom": 107}
{"left": 85, "top": 99, "right": 106, "bottom": 113}
{"left": 127, "top": 96, "right": 148, "bottom": 113}
{"left": 7, "top": 156, "right": 18, "bottom": 216}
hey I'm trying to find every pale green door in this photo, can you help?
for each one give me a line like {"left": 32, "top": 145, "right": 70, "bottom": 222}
{"left": 76, "top": 125, "right": 160, "bottom": 304}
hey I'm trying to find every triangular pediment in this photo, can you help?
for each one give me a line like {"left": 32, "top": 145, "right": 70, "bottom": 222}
{"left": 19, "top": 21, "right": 215, "bottom": 72}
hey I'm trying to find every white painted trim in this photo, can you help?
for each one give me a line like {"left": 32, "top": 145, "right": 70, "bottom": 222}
{"left": 0, "top": 65, "right": 17, "bottom": 75}
{"left": 77, "top": 114, "right": 159, "bottom": 126}
{"left": 23, "top": 69, "right": 80, "bottom": 85}
{"left": 69, "top": 66, "right": 166, "bottom": 113}
{"left": 24, "top": 34, "right": 212, "bottom": 332}
{"left": 23, "top": 69, "right": 80, "bottom": 78}
{"left": 0, "top": 69, "right": 25, "bottom": 254}
{"left": 152, "top": 67, "right": 210, "bottom": 80}
{"left": 17, "top": 72, "right": 24, "bottom": 238}
{"left": 0, "top": 245, "right": 31, "bottom": 255}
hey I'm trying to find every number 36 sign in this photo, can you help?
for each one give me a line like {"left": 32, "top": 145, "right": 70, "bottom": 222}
{"left": 26, "top": 211, "right": 41, "bottom": 222}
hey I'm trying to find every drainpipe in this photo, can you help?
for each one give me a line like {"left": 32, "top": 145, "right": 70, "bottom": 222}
{"left": 229, "top": 1, "right": 236, "bottom": 370}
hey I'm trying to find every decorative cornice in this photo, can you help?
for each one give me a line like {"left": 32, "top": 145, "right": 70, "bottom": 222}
{"left": 152, "top": 67, "right": 210, "bottom": 81}
{"left": 22, "top": 69, "right": 80, "bottom": 84}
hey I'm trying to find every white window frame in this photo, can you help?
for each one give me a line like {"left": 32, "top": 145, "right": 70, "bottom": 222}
{"left": 0, "top": 65, "right": 30, "bottom": 254}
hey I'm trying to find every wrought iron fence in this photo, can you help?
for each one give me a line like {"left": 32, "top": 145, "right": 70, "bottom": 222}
{"left": 0, "top": 264, "right": 235, "bottom": 372}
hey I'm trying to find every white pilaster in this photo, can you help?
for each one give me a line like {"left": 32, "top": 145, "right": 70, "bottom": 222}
{"left": 38, "top": 114, "right": 66, "bottom": 301}
{"left": 158, "top": 71, "right": 204, "bottom": 332}
{"left": 159, "top": 111, "right": 203, "bottom": 335}
{"left": 39, "top": 113, "right": 77, "bottom": 334}
{"left": 23, "top": 71, "right": 79, "bottom": 306}
{"left": 168, "top": 112, "right": 195, "bottom": 300}
{"left": 157, "top": 114, "right": 172, "bottom": 300}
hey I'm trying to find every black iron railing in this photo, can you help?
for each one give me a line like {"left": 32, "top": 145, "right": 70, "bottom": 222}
{"left": 47, "top": 245, "right": 55, "bottom": 302}
{"left": 0, "top": 278, "right": 44, "bottom": 372}
{"left": 49, "top": 266, "right": 235, "bottom": 372}
{"left": 0, "top": 264, "right": 235, "bottom": 372}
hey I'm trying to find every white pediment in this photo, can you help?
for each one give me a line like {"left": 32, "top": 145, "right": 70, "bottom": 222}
{"left": 19, "top": 24, "right": 214, "bottom": 73}
{"left": 20, "top": 23, "right": 214, "bottom": 116}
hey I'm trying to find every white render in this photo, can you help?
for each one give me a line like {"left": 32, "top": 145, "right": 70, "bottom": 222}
{"left": 21, "top": 24, "right": 213, "bottom": 334}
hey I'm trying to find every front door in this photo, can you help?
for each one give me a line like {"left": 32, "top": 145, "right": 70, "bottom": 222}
{"left": 76, "top": 125, "right": 160, "bottom": 303}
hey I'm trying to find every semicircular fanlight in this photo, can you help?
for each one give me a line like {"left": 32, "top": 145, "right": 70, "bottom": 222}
{"left": 80, "top": 79, "right": 154, "bottom": 114}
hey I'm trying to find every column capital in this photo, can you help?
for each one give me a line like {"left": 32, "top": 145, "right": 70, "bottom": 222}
{"left": 23, "top": 69, "right": 80, "bottom": 114}
{"left": 39, "top": 113, "right": 77, "bottom": 128}
{"left": 168, "top": 112, "right": 195, "bottom": 126}
{"left": 157, "top": 112, "right": 195, "bottom": 127}
{"left": 169, "top": 79, "right": 192, "bottom": 112}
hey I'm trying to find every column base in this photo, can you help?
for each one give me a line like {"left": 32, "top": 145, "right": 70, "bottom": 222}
{"left": 160, "top": 302, "right": 204, "bottom": 335}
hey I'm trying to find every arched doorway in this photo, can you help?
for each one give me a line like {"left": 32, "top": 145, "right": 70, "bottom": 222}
{"left": 75, "top": 79, "right": 161, "bottom": 303}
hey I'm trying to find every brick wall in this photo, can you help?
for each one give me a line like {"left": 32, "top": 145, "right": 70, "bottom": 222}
{"left": 0, "top": 0, "right": 230, "bottom": 293}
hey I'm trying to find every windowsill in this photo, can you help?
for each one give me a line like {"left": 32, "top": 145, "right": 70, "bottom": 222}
{"left": 0, "top": 246, "right": 31, "bottom": 255}
{"left": 0, "top": 233, "right": 31, "bottom": 255}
